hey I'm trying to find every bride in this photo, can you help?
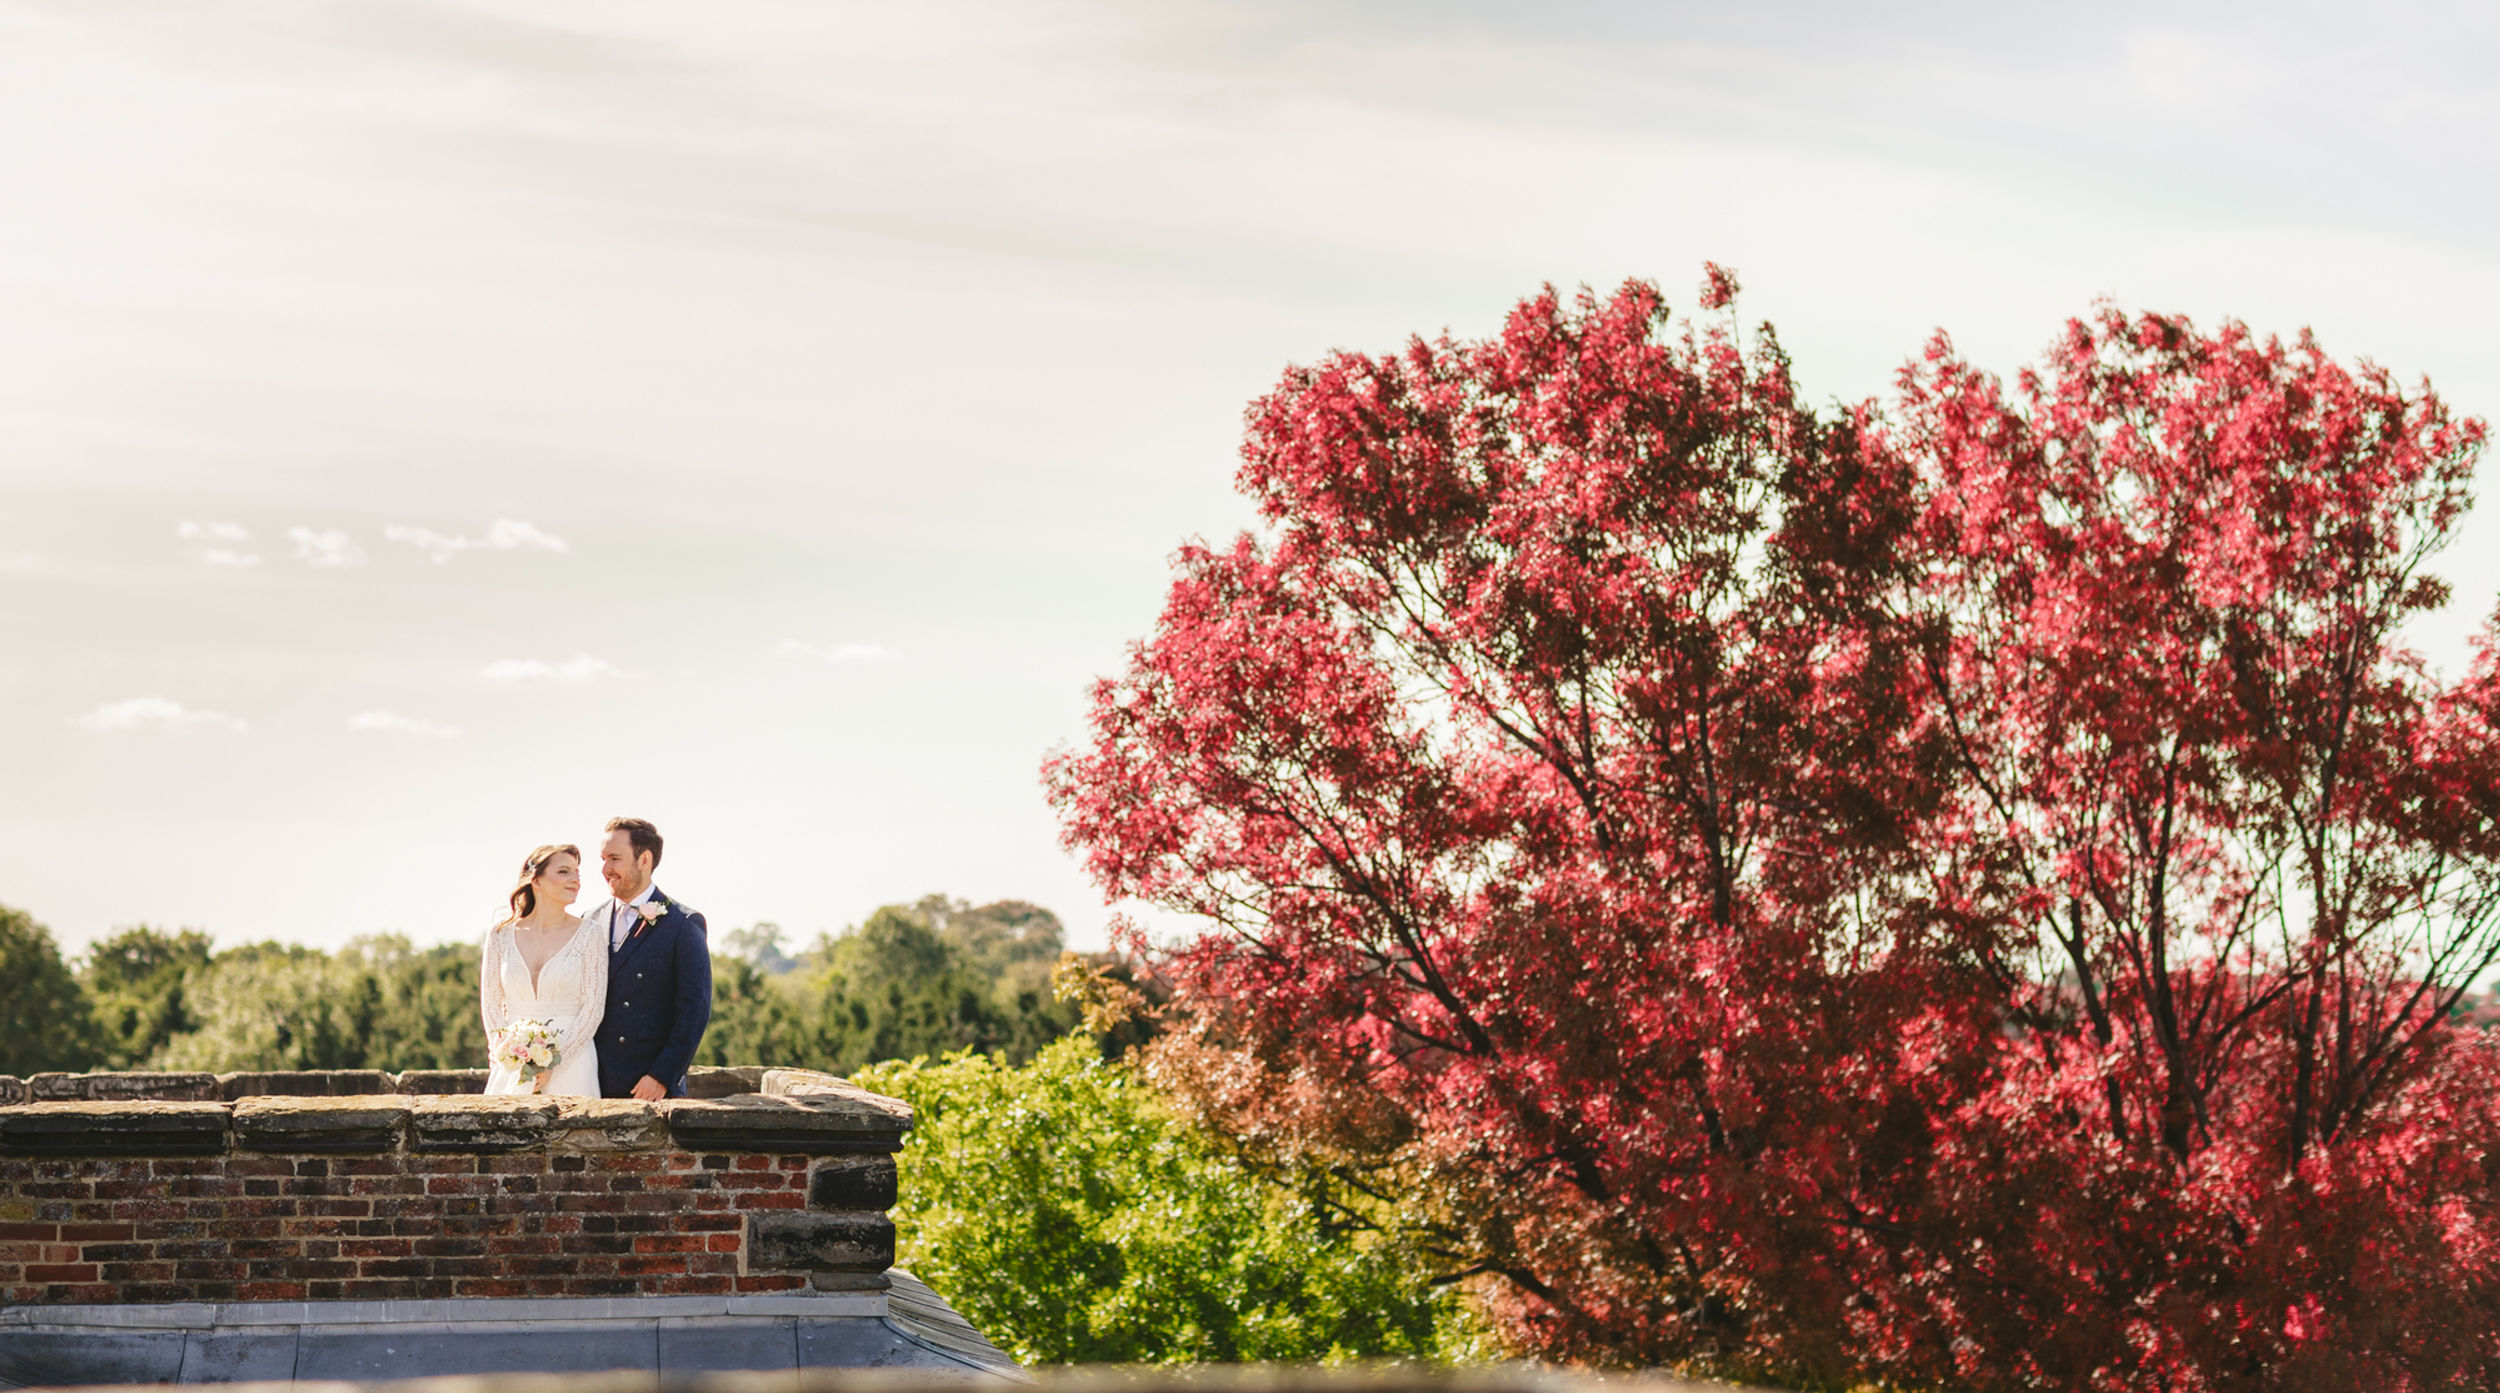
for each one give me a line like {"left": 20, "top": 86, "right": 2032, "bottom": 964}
{"left": 479, "top": 843, "right": 607, "bottom": 1096}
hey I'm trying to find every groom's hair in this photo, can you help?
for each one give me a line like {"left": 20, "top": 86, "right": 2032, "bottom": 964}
{"left": 606, "top": 816, "right": 663, "bottom": 871}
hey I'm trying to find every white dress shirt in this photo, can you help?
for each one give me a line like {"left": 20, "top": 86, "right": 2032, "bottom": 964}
{"left": 608, "top": 883, "right": 658, "bottom": 951}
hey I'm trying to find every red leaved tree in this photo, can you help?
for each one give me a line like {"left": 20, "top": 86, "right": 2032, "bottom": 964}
{"left": 1870, "top": 309, "right": 2500, "bottom": 1389}
{"left": 1047, "top": 273, "right": 2500, "bottom": 1390}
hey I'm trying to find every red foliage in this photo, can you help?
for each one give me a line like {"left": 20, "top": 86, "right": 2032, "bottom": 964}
{"left": 1047, "top": 275, "right": 2500, "bottom": 1390}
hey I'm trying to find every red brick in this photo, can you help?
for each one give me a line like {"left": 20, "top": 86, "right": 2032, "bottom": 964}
{"left": 631, "top": 1234, "right": 703, "bottom": 1255}
{"left": 0, "top": 1223, "right": 55, "bottom": 1240}
{"left": 59, "top": 1222, "right": 133, "bottom": 1241}
{"left": 557, "top": 1277, "right": 639, "bottom": 1296}
{"left": 705, "top": 1234, "right": 741, "bottom": 1253}
{"left": 24, "top": 1264, "right": 98, "bottom": 1282}
{"left": 456, "top": 1278, "right": 531, "bottom": 1297}
{"left": 234, "top": 1281, "right": 307, "bottom": 1300}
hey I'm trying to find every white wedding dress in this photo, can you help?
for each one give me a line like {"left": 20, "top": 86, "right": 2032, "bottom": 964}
{"left": 479, "top": 919, "right": 607, "bottom": 1097}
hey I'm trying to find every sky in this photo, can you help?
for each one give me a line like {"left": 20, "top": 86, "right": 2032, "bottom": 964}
{"left": 5, "top": 0, "right": 2500, "bottom": 958}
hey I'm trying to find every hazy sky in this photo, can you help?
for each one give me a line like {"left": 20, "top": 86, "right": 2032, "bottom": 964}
{"left": 6, "top": 0, "right": 2499, "bottom": 957}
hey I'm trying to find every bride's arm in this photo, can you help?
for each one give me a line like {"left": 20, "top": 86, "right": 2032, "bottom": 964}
{"left": 479, "top": 928, "right": 509, "bottom": 1043}
{"left": 555, "top": 926, "right": 607, "bottom": 1065}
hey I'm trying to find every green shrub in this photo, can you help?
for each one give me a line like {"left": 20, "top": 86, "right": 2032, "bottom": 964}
{"left": 856, "top": 1034, "right": 1485, "bottom": 1365}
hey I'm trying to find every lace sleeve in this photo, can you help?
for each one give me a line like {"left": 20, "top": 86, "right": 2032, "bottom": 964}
{"left": 555, "top": 924, "right": 607, "bottom": 1064}
{"left": 480, "top": 928, "right": 510, "bottom": 1044}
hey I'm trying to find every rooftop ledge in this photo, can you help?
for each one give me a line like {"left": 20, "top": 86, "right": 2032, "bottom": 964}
{"left": 0, "top": 1068, "right": 911, "bottom": 1157}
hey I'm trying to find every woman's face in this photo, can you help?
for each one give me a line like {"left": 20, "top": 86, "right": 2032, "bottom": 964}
{"left": 536, "top": 851, "right": 583, "bottom": 909}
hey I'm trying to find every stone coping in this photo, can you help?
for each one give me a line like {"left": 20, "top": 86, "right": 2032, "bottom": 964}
{"left": 0, "top": 1290, "right": 890, "bottom": 1328}
{"left": 0, "top": 1070, "right": 911, "bottom": 1156}
{"left": 0, "top": 1065, "right": 793, "bottom": 1107}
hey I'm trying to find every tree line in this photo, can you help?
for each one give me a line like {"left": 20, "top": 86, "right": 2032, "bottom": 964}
{"left": 0, "top": 894, "right": 1088, "bottom": 1078}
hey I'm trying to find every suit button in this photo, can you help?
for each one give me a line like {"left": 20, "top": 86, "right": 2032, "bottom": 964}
{"left": 621, "top": 1001, "right": 629, "bottom": 1007}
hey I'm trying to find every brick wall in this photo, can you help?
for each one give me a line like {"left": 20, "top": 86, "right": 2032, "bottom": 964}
{"left": 0, "top": 1071, "right": 905, "bottom": 1307}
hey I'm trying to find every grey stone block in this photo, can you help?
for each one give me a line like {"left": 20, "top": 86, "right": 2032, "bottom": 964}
{"left": 747, "top": 1211, "right": 896, "bottom": 1273}
{"left": 393, "top": 1069, "right": 490, "bottom": 1095}
{"left": 216, "top": 1070, "right": 394, "bottom": 1099}
{"left": 686, "top": 1065, "right": 769, "bottom": 1099}
{"left": 0, "top": 1100, "right": 231, "bottom": 1155}
{"left": 0, "top": 1074, "right": 24, "bottom": 1107}
{"left": 410, "top": 1094, "right": 560, "bottom": 1151}
{"left": 293, "top": 1325, "right": 659, "bottom": 1378}
{"left": 658, "top": 1316, "right": 797, "bottom": 1373}
{"left": 762, "top": 1068, "right": 850, "bottom": 1096}
{"left": 177, "top": 1329, "right": 301, "bottom": 1382}
{"left": 554, "top": 1096, "right": 669, "bottom": 1150}
{"left": 29, "top": 1071, "right": 221, "bottom": 1102}
{"left": 807, "top": 1155, "right": 898, "bottom": 1212}
{"left": 231, "top": 1094, "right": 412, "bottom": 1153}
{"left": 0, "top": 1329, "right": 189, "bottom": 1386}
{"left": 664, "top": 1094, "right": 910, "bottom": 1155}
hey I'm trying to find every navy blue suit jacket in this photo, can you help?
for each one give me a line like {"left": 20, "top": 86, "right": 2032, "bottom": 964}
{"left": 596, "top": 888, "right": 713, "bottom": 1099}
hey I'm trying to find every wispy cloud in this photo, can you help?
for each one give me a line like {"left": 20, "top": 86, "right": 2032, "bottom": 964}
{"left": 73, "top": 697, "right": 248, "bottom": 733}
{"left": 177, "top": 520, "right": 262, "bottom": 567}
{"left": 288, "top": 527, "right": 367, "bottom": 568}
{"left": 387, "top": 519, "right": 570, "bottom": 564}
{"left": 483, "top": 652, "right": 620, "bottom": 683}
{"left": 776, "top": 640, "right": 899, "bottom": 665}
{"left": 347, "top": 709, "right": 463, "bottom": 739}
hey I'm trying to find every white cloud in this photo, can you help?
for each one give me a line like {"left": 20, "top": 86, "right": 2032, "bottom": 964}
{"left": 288, "top": 527, "right": 367, "bottom": 568}
{"left": 72, "top": 697, "right": 247, "bottom": 733}
{"left": 387, "top": 519, "right": 569, "bottom": 563}
{"left": 775, "top": 640, "right": 900, "bottom": 665}
{"left": 482, "top": 652, "right": 621, "bottom": 682}
{"left": 346, "top": 709, "right": 463, "bottom": 739}
{"left": 177, "top": 520, "right": 262, "bottom": 566}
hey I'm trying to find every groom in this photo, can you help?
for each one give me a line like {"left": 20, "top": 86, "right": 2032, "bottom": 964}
{"left": 592, "top": 816, "right": 713, "bottom": 1100}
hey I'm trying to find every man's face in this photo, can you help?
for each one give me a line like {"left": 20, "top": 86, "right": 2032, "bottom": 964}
{"left": 600, "top": 829, "right": 652, "bottom": 896}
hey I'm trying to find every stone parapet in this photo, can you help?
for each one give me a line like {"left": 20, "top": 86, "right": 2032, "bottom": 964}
{"left": 0, "top": 1069, "right": 913, "bottom": 1308}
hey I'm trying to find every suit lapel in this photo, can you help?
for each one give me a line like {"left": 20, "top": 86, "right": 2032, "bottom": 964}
{"left": 610, "top": 887, "right": 665, "bottom": 971}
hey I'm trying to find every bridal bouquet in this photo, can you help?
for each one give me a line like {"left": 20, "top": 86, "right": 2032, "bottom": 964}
{"left": 493, "top": 1019, "right": 562, "bottom": 1087}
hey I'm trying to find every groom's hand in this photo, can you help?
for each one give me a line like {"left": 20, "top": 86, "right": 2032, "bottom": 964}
{"left": 630, "top": 1075, "right": 667, "bottom": 1101}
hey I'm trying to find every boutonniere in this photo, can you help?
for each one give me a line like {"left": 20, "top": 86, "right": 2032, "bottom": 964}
{"left": 631, "top": 895, "right": 668, "bottom": 937}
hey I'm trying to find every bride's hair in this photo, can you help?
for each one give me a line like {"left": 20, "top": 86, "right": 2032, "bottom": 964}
{"left": 504, "top": 843, "right": 581, "bottom": 926}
